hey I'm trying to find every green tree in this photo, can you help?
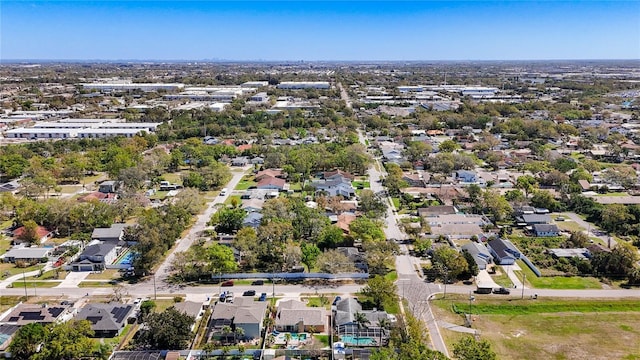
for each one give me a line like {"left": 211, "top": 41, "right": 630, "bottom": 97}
{"left": 317, "top": 225, "right": 345, "bottom": 249}
{"left": 438, "top": 139, "right": 459, "bottom": 153}
{"left": 135, "top": 307, "right": 195, "bottom": 350}
{"left": 452, "top": 336, "right": 497, "bottom": 360}
{"left": 316, "top": 249, "right": 356, "bottom": 273}
{"left": 461, "top": 249, "right": 479, "bottom": 277}
{"left": 9, "top": 323, "right": 45, "bottom": 360}
{"left": 359, "top": 189, "right": 388, "bottom": 219}
{"left": 349, "top": 217, "right": 385, "bottom": 244}
{"left": 139, "top": 300, "right": 157, "bottom": 319}
{"left": 530, "top": 190, "right": 561, "bottom": 211}
{"left": 361, "top": 275, "right": 398, "bottom": 310}
{"left": 432, "top": 246, "right": 469, "bottom": 280}
{"left": 17, "top": 219, "right": 40, "bottom": 244}
{"left": 209, "top": 207, "right": 246, "bottom": 233}
{"left": 301, "top": 242, "right": 321, "bottom": 270}
{"left": 33, "top": 320, "right": 95, "bottom": 360}
{"left": 516, "top": 175, "right": 538, "bottom": 198}
{"left": 600, "top": 203, "right": 632, "bottom": 234}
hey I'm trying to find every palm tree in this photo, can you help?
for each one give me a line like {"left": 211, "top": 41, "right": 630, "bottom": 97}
{"left": 263, "top": 317, "right": 275, "bottom": 333}
{"left": 377, "top": 318, "right": 391, "bottom": 348}
{"left": 284, "top": 332, "right": 292, "bottom": 346}
{"left": 267, "top": 334, "right": 276, "bottom": 346}
{"left": 234, "top": 327, "right": 245, "bottom": 344}
{"left": 354, "top": 312, "right": 370, "bottom": 330}
{"left": 222, "top": 325, "right": 233, "bottom": 345}
{"left": 202, "top": 342, "right": 216, "bottom": 359}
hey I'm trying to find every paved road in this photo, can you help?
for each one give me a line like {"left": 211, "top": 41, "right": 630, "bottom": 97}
{"left": 563, "top": 212, "right": 618, "bottom": 247}
{"left": 146, "top": 167, "right": 250, "bottom": 285}
{"left": 356, "top": 126, "right": 450, "bottom": 355}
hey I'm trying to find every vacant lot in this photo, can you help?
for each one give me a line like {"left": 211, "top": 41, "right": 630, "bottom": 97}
{"left": 515, "top": 260, "right": 603, "bottom": 290}
{"left": 432, "top": 296, "right": 640, "bottom": 360}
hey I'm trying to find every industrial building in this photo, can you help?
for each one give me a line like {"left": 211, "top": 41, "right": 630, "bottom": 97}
{"left": 277, "top": 81, "right": 330, "bottom": 90}
{"left": 80, "top": 82, "right": 185, "bottom": 92}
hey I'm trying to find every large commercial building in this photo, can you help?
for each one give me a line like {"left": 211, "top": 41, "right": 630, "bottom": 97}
{"left": 4, "top": 118, "right": 161, "bottom": 140}
{"left": 276, "top": 81, "right": 330, "bottom": 90}
{"left": 80, "top": 82, "right": 185, "bottom": 92}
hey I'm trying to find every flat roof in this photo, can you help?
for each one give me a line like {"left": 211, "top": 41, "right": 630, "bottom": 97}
{"left": 5, "top": 127, "right": 77, "bottom": 134}
{"left": 77, "top": 128, "right": 143, "bottom": 134}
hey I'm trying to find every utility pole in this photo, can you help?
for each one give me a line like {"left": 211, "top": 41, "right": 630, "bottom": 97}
{"left": 521, "top": 273, "right": 526, "bottom": 300}
{"left": 22, "top": 269, "right": 27, "bottom": 300}
{"left": 153, "top": 274, "right": 157, "bottom": 300}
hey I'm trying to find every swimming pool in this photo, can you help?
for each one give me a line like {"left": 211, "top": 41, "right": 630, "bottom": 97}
{"left": 114, "top": 249, "right": 135, "bottom": 265}
{"left": 339, "top": 335, "right": 377, "bottom": 346}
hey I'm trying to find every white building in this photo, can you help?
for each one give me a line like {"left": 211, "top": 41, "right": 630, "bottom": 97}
{"left": 5, "top": 128, "right": 77, "bottom": 139}
{"left": 241, "top": 81, "right": 269, "bottom": 88}
{"left": 277, "top": 82, "right": 330, "bottom": 90}
{"left": 77, "top": 128, "right": 146, "bottom": 138}
{"left": 80, "top": 83, "right": 185, "bottom": 92}
{"left": 249, "top": 92, "right": 270, "bottom": 102}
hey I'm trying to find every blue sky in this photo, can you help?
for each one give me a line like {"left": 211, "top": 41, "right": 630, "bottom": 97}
{"left": 1, "top": 1, "right": 639, "bottom": 61}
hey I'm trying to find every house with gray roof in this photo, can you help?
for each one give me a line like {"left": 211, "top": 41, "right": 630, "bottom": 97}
{"left": 75, "top": 302, "right": 134, "bottom": 337}
{"left": 333, "top": 298, "right": 390, "bottom": 346}
{"left": 70, "top": 242, "right": 118, "bottom": 271}
{"left": 1, "top": 247, "right": 51, "bottom": 264}
{"left": 209, "top": 297, "right": 267, "bottom": 341}
{"left": 532, "top": 224, "right": 560, "bottom": 237}
{"left": 487, "top": 238, "right": 521, "bottom": 265}
{"left": 275, "top": 300, "right": 327, "bottom": 333}
{"left": 91, "top": 223, "right": 127, "bottom": 243}
{"left": 461, "top": 242, "right": 493, "bottom": 270}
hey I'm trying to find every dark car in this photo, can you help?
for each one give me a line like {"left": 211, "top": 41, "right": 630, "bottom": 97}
{"left": 258, "top": 293, "right": 267, "bottom": 301}
{"left": 251, "top": 279, "right": 264, "bottom": 286}
{"left": 332, "top": 296, "right": 342, "bottom": 305}
{"left": 221, "top": 280, "right": 234, "bottom": 287}
{"left": 493, "top": 287, "right": 511, "bottom": 295}
{"left": 243, "top": 290, "right": 256, "bottom": 296}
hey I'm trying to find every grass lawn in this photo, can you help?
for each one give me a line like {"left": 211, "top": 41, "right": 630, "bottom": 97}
{"left": 153, "top": 299, "right": 180, "bottom": 312}
{"left": 352, "top": 181, "right": 370, "bottom": 189}
{"left": 29, "top": 269, "right": 67, "bottom": 280}
{"left": 385, "top": 271, "right": 398, "bottom": 282}
{"left": 0, "top": 235, "right": 12, "bottom": 254}
{"left": 78, "top": 281, "right": 115, "bottom": 288}
{"left": 10, "top": 281, "right": 60, "bottom": 288}
{"left": 491, "top": 267, "right": 514, "bottom": 288}
{"left": 555, "top": 220, "right": 584, "bottom": 233}
{"left": 161, "top": 173, "right": 183, "bottom": 184}
{"left": 149, "top": 190, "right": 169, "bottom": 200}
{"left": 289, "top": 182, "right": 303, "bottom": 191}
{"left": 515, "top": 260, "right": 602, "bottom": 290}
{"left": 0, "top": 263, "right": 44, "bottom": 278}
{"left": 86, "top": 269, "right": 121, "bottom": 280}
{"left": 391, "top": 197, "right": 401, "bottom": 210}
{"left": 224, "top": 195, "right": 241, "bottom": 205}
{"left": 314, "top": 334, "right": 330, "bottom": 346}
{"left": 235, "top": 176, "right": 257, "bottom": 190}
{"left": 302, "top": 296, "right": 331, "bottom": 309}
{"left": 432, "top": 296, "right": 640, "bottom": 360}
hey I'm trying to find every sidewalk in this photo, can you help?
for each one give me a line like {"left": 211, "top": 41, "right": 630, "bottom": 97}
{"left": 56, "top": 271, "right": 91, "bottom": 288}
{"left": 502, "top": 263, "right": 525, "bottom": 289}
{"left": 440, "top": 320, "right": 482, "bottom": 335}
{"left": 0, "top": 262, "right": 54, "bottom": 289}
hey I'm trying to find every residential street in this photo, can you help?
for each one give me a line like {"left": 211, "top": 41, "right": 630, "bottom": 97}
{"left": 145, "top": 166, "right": 250, "bottom": 285}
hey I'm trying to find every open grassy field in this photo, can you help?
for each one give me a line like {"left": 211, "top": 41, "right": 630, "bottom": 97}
{"left": 86, "top": 269, "right": 121, "bottom": 280}
{"left": 515, "top": 260, "right": 603, "bottom": 290}
{"left": 491, "top": 267, "right": 514, "bottom": 288}
{"left": 235, "top": 176, "right": 257, "bottom": 190}
{"left": 555, "top": 220, "right": 585, "bottom": 233}
{"left": 432, "top": 296, "right": 640, "bottom": 360}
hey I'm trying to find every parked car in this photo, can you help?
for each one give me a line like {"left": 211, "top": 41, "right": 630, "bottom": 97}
{"left": 251, "top": 279, "right": 264, "bottom": 285}
{"left": 332, "top": 296, "right": 342, "bottom": 305}
{"left": 219, "top": 291, "right": 227, "bottom": 302}
{"left": 243, "top": 290, "right": 256, "bottom": 296}
{"left": 493, "top": 287, "right": 511, "bottom": 295}
{"left": 221, "top": 280, "right": 234, "bottom": 287}
{"left": 258, "top": 293, "right": 267, "bottom": 301}
{"left": 226, "top": 292, "right": 234, "bottom": 303}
